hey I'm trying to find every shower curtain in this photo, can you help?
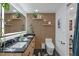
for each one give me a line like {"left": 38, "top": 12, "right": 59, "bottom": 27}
{"left": 73, "top": 3, "right": 79, "bottom": 56}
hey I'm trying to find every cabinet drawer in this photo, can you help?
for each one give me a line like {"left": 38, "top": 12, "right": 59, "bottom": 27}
{"left": 23, "top": 38, "right": 35, "bottom": 56}
{"left": 23, "top": 49, "right": 29, "bottom": 56}
{"left": 31, "top": 42, "right": 35, "bottom": 48}
{"left": 32, "top": 38, "right": 35, "bottom": 43}
{"left": 23, "top": 45, "right": 33, "bottom": 56}
{"left": 23, "top": 44, "right": 31, "bottom": 56}
{"left": 31, "top": 38, "right": 35, "bottom": 48}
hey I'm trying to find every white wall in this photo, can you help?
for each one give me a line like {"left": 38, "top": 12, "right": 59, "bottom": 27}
{"left": 56, "top": 4, "right": 69, "bottom": 56}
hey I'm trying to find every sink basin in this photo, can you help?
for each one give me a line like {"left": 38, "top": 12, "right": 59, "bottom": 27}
{"left": 4, "top": 48, "right": 16, "bottom": 51}
{"left": 27, "top": 35, "right": 33, "bottom": 38}
{"left": 10, "top": 42, "right": 27, "bottom": 48}
{"left": 22, "top": 38, "right": 30, "bottom": 41}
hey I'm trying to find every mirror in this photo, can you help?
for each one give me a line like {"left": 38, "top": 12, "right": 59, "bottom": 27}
{"left": 4, "top": 4, "right": 26, "bottom": 34}
{"left": 0, "top": 4, "right": 2, "bottom": 37}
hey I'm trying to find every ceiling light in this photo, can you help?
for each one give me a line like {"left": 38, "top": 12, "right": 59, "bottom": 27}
{"left": 70, "top": 7, "right": 74, "bottom": 10}
{"left": 35, "top": 9, "right": 39, "bottom": 12}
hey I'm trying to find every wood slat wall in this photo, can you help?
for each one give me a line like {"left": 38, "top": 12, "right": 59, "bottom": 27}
{"left": 4, "top": 13, "right": 25, "bottom": 34}
{"left": 27, "top": 13, "right": 55, "bottom": 49}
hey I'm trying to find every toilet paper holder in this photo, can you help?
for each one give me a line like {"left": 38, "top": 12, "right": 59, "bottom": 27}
{"left": 61, "top": 41, "right": 65, "bottom": 45}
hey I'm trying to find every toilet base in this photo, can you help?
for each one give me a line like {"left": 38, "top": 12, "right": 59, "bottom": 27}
{"left": 46, "top": 48, "right": 55, "bottom": 56}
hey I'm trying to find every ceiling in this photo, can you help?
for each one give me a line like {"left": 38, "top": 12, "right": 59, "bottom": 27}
{"left": 7, "top": 3, "right": 64, "bottom": 15}
{"left": 19, "top": 3, "right": 64, "bottom": 13}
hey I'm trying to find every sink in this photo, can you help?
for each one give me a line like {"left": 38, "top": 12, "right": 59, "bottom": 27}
{"left": 10, "top": 42, "right": 27, "bottom": 48}
{"left": 22, "top": 38, "right": 30, "bottom": 42}
{"left": 4, "top": 48, "right": 16, "bottom": 51}
{"left": 27, "top": 35, "right": 33, "bottom": 38}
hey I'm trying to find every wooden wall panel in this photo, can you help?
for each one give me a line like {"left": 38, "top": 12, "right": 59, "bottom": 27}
{"left": 27, "top": 13, "right": 55, "bottom": 49}
{"left": 4, "top": 13, "right": 25, "bottom": 34}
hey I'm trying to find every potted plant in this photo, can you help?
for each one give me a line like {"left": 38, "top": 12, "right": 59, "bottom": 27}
{"left": 2, "top": 3, "right": 10, "bottom": 11}
{"left": 32, "top": 12, "right": 38, "bottom": 18}
{"left": 15, "top": 12, "right": 22, "bottom": 18}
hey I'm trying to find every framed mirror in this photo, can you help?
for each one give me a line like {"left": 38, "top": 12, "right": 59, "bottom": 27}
{"left": 0, "top": 4, "right": 2, "bottom": 37}
{"left": 4, "top": 4, "right": 26, "bottom": 34}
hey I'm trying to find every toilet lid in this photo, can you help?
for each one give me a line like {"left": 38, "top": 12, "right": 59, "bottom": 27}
{"left": 46, "top": 42, "right": 54, "bottom": 48}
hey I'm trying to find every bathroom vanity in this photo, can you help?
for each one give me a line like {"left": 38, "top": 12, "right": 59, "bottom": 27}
{"left": 0, "top": 34, "right": 35, "bottom": 56}
{"left": 0, "top": 4, "right": 36, "bottom": 56}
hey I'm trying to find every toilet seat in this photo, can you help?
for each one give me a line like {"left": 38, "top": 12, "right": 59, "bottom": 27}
{"left": 45, "top": 38, "right": 54, "bottom": 48}
{"left": 46, "top": 41, "right": 54, "bottom": 48}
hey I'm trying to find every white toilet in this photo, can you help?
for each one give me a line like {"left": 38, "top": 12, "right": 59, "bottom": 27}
{"left": 45, "top": 38, "right": 54, "bottom": 55}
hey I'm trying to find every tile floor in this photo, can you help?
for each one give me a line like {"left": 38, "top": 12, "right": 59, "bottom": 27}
{"left": 34, "top": 49, "right": 60, "bottom": 56}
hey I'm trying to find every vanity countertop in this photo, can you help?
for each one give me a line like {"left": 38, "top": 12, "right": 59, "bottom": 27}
{"left": 0, "top": 33, "right": 35, "bottom": 53}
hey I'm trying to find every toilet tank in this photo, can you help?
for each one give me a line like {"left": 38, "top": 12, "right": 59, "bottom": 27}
{"left": 45, "top": 38, "right": 54, "bottom": 48}
{"left": 45, "top": 38, "right": 52, "bottom": 43}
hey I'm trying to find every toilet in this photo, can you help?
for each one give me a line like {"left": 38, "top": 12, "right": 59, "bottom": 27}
{"left": 45, "top": 38, "right": 54, "bottom": 55}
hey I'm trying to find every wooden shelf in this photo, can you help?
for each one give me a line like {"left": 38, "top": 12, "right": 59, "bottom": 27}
{"left": 42, "top": 24, "right": 52, "bottom": 26}
{"left": 69, "top": 47, "right": 72, "bottom": 56}
{"left": 11, "top": 18, "right": 21, "bottom": 20}
{"left": 5, "top": 24, "right": 12, "bottom": 26}
{"left": 32, "top": 18, "right": 43, "bottom": 20}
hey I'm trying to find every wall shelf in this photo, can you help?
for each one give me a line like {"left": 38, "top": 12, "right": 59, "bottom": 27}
{"left": 32, "top": 18, "right": 43, "bottom": 20}
{"left": 42, "top": 24, "right": 52, "bottom": 26}
{"left": 11, "top": 18, "right": 21, "bottom": 20}
{"left": 5, "top": 24, "right": 12, "bottom": 26}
